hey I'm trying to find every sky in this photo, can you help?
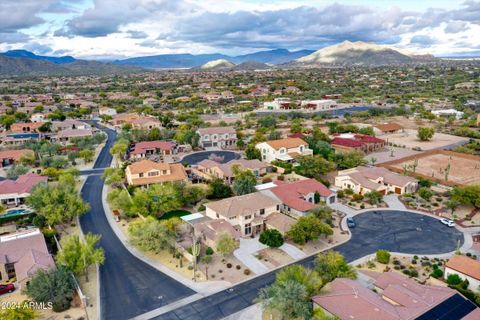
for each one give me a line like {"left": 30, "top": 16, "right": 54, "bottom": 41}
{"left": 1, "top": 0, "right": 479, "bottom": 59}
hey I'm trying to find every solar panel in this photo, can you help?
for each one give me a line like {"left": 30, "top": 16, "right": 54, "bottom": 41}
{"left": 415, "top": 294, "right": 477, "bottom": 320}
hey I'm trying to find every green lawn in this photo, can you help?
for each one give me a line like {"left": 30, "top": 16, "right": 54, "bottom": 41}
{"left": 159, "top": 209, "right": 191, "bottom": 220}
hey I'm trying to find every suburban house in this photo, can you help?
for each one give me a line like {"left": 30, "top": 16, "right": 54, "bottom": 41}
{"left": 129, "top": 140, "right": 177, "bottom": 159}
{"left": 130, "top": 116, "right": 162, "bottom": 130}
{"left": 312, "top": 271, "right": 480, "bottom": 320}
{"left": 0, "top": 173, "right": 48, "bottom": 206}
{"left": 51, "top": 129, "right": 94, "bottom": 145}
{"left": 335, "top": 166, "right": 418, "bottom": 195}
{"left": 125, "top": 160, "right": 188, "bottom": 186}
{"left": 1, "top": 133, "right": 41, "bottom": 146}
{"left": 431, "top": 108, "right": 464, "bottom": 120}
{"left": 51, "top": 119, "right": 92, "bottom": 131}
{"left": 0, "top": 228, "right": 55, "bottom": 287}
{"left": 10, "top": 122, "right": 44, "bottom": 133}
{"left": 255, "top": 138, "right": 313, "bottom": 163}
{"left": 300, "top": 99, "right": 337, "bottom": 111}
{"left": 99, "top": 107, "right": 117, "bottom": 116}
{"left": 193, "top": 219, "right": 241, "bottom": 250}
{"left": 445, "top": 255, "right": 480, "bottom": 292}
{"left": 193, "top": 159, "right": 270, "bottom": 184}
{"left": 373, "top": 123, "right": 403, "bottom": 135}
{"left": 111, "top": 113, "right": 140, "bottom": 128}
{"left": 196, "top": 127, "right": 237, "bottom": 149}
{"left": 331, "top": 133, "right": 386, "bottom": 154}
{"left": 205, "top": 192, "right": 282, "bottom": 237}
{"left": 259, "top": 179, "right": 336, "bottom": 217}
{"left": 30, "top": 113, "right": 45, "bottom": 123}
{"left": 0, "top": 149, "right": 33, "bottom": 167}
{"left": 263, "top": 98, "right": 293, "bottom": 110}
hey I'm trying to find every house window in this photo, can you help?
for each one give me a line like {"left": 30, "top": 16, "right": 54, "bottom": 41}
{"left": 162, "top": 170, "right": 168, "bottom": 175}
{"left": 229, "top": 216, "right": 236, "bottom": 220}
{"left": 300, "top": 146, "right": 304, "bottom": 152}
{"left": 139, "top": 173, "right": 144, "bottom": 178}
{"left": 276, "top": 205, "right": 280, "bottom": 211}
{"left": 260, "top": 209, "right": 265, "bottom": 215}
{"left": 148, "top": 171, "right": 159, "bottom": 177}
{"left": 245, "top": 223, "right": 252, "bottom": 235}
{"left": 245, "top": 215, "right": 252, "bottom": 220}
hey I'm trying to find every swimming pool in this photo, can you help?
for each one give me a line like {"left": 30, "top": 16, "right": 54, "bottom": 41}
{"left": 0, "top": 208, "right": 31, "bottom": 219}
{"left": 180, "top": 150, "right": 241, "bottom": 165}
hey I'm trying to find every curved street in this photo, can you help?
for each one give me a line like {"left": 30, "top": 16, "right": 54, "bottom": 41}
{"left": 79, "top": 123, "right": 194, "bottom": 320}
{"left": 154, "top": 210, "right": 464, "bottom": 320}
{"left": 79, "top": 123, "right": 465, "bottom": 320}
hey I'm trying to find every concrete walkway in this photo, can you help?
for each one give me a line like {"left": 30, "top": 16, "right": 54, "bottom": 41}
{"left": 222, "top": 303, "right": 262, "bottom": 320}
{"left": 383, "top": 194, "right": 407, "bottom": 210}
{"left": 328, "top": 202, "right": 357, "bottom": 216}
{"left": 280, "top": 243, "right": 307, "bottom": 260}
{"left": 233, "top": 238, "right": 269, "bottom": 274}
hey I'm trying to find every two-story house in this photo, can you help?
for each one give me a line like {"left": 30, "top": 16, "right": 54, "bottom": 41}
{"left": 194, "top": 159, "right": 270, "bottom": 184}
{"left": 255, "top": 138, "right": 313, "bottom": 163}
{"left": 196, "top": 127, "right": 237, "bottom": 149}
{"left": 205, "top": 192, "right": 282, "bottom": 237}
{"left": 125, "top": 159, "right": 188, "bottom": 187}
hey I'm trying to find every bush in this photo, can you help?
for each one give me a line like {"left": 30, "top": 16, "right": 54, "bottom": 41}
{"left": 337, "top": 190, "right": 345, "bottom": 198}
{"left": 200, "top": 255, "right": 212, "bottom": 264}
{"left": 430, "top": 268, "right": 444, "bottom": 279}
{"left": 244, "top": 269, "right": 251, "bottom": 275}
{"left": 206, "top": 247, "right": 214, "bottom": 255}
{"left": 402, "top": 269, "right": 411, "bottom": 276}
{"left": 376, "top": 250, "right": 391, "bottom": 264}
{"left": 447, "top": 273, "right": 462, "bottom": 285}
{"left": 360, "top": 204, "right": 365, "bottom": 209}
{"left": 226, "top": 263, "right": 232, "bottom": 268}
{"left": 32, "top": 215, "right": 46, "bottom": 228}
{"left": 259, "top": 229, "right": 284, "bottom": 248}
{"left": 409, "top": 269, "right": 419, "bottom": 277}
{"left": 352, "top": 193, "right": 364, "bottom": 202}
{"left": 236, "top": 265, "right": 241, "bottom": 270}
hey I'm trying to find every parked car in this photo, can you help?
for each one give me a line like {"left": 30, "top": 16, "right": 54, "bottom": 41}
{"left": 0, "top": 283, "right": 15, "bottom": 295}
{"left": 440, "top": 218, "right": 455, "bottom": 227}
{"left": 346, "top": 217, "right": 356, "bottom": 228}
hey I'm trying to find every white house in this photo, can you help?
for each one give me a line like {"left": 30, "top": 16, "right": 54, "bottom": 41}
{"left": 30, "top": 113, "right": 45, "bottom": 123}
{"left": 99, "top": 107, "right": 117, "bottom": 116}
{"left": 300, "top": 99, "right": 337, "bottom": 111}
{"left": 255, "top": 138, "right": 312, "bottom": 163}
{"left": 263, "top": 98, "right": 293, "bottom": 110}
{"left": 196, "top": 127, "right": 237, "bottom": 149}
{"left": 431, "top": 109, "right": 464, "bottom": 120}
{"left": 445, "top": 255, "right": 480, "bottom": 292}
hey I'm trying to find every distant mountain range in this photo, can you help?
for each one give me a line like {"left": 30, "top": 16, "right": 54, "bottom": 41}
{"left": 292, "top": 41, "right": 436, "bottom": 67}
{"left": 113, "top": 48, "right": 315, "bottom": 69}
{"left": 0, "top": 42, "right": 440, "bottom": 76}
{"left": 0, "top": 50, "right": 143, "bottom": 76}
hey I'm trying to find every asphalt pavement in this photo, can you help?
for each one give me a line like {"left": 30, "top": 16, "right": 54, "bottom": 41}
{"left": 79, "top": 123, "right": 194, "bottom": 320}
{"left": 154, "top": 210, "right": 464, "bottom": 320}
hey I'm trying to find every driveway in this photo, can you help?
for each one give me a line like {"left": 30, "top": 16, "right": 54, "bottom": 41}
{"left": 79, "top": 123, "right": 194, "bottom": 320}
{"left": 233, "top": 238, "right": 269, "bottom": 274}
{"left": 383, "top": 194, "right": 407, "bottom": 210}
{"left": 155, "top": 210, "right": 464, "bottom": 320}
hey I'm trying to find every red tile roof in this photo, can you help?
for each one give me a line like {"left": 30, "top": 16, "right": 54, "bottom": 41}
{"left": 131, "top": 140, "right": 175, "bottom": 155}
{"left": 445, "top": 255, "right": 480, "bottom": 281}
{"left": 331, "top": 134, "right": 385, "bottom": 148}
{"left": 0, "top": 173, "right": 48, "bottom": 195}
{"left": 270, "top": 179, "right": 333, "bottom": 212}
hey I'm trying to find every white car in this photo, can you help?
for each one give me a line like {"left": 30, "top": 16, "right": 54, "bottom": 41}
{"left": 440, "top": 218, "right": 455, "bottom": 227}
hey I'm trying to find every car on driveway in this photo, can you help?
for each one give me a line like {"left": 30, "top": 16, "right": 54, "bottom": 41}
{"left": 346, "top": 217, "right": 356, "bottom": 228}
{"left": 440, "top": 218, "right": 455, "bottom": 227}
{"left": 0, "top": 283, "right": 15, "bottom": 295}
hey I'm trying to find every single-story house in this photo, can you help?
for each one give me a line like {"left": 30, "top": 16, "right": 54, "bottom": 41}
{"left": 373, "top": 123, "right": 403, "bottom": 135}
{"left": 331, "top": 133, "right": 385, "bottom": 154}
{"left": 129, "top": 140, "right": 177, "bottom": 159}
{"left": 445, "top": 255, "right": 480, "bottom": 292}
{"left": 0, "top": 173, "right": 48, "bottom": 206}
{"left": 335, "top": 166, "right": 418, "bottom": 195}
{"left": 0, "top": 228, "right": 55, "bottom": 287}
{"left": 0, "top": 149, "right": 33, "bottom": 167}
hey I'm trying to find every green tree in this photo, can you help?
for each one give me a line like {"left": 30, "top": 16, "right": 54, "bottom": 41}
{"left": 418, "top": 187, "right": 433, "bottom": 200}
{"left": 232, "top": 166, "right": 257, "bottom": 195}
{"left": 109, "top": 139, "right": 129, "bottom": 165}
{"left": 24, "top": 267, "right": 76, "bottom": 312}
{"left": 445, "top": 199, "right": 460, "bottom": 214}
{"left": 215, "top": 233, "right": 237, "bottom": 256}
{"left": 128, "top": 217, "right": 175, "bottom": 253}
{"left": 0, "top": 303, "right": 37, "bottom": 320}
{"left": 295, "top": 155, "right": 335, "bottom": 180}
{"left": 6, "top": 165, "right": 30, "bottom": 179}
{"left": 365, "top": 191, "right": 383, "bottom": 205}
{"left": 79, "top": 149, "right": 95, "bottom": 163}
{"left": 417, "top": 127, "right": 435, "bottom": 141}
{"left": 451, "top": 185, "right": 480, "bottom": 208}
{"left": 257, "top": 116, "right": 277, "bottom": 128}
{"left": 257, "top": 265, "right": 322, "bottom": 320}
{"left": 56, "top": 233, "right": 105, "bottom": 282}
{"left": 376, "top": 250, "right": 391, "bottom": 264}
{"left": 102, "top": 167, "right": 125, "bottom": 186}
{"left": 314, "top": 251, "right": 356, "bottom": 284}
{"left": 27, "top": 174, "right": 89, "bottom": 225}
{"left": 245, "top": 144, "right": 261, "bottom": 160}
{"left": 287, "top": 216, "right": 333, "bottom": 244}
{"left": 131, "top": 183, "right": 183, "bottom": 217}
{"left": 332, "top": 151, "right": 367, "bottom": 169}
{"left": 290, "top": 119, "right": 303, "bottom": 133}
{"left": 207, "top": 178, "right": 233, "bottom": 199}
{"left": 259, "top": 229, "right": 284, "bottom": 247}
{"left": 446, "top": 273, "right": 462, "bottom": 285}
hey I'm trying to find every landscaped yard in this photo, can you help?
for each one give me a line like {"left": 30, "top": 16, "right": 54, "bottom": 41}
{"left": 159, "top": 209, "right": 192, "bottom": 220}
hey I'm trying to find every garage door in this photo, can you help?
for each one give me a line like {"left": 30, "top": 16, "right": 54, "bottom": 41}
{"left": 395, "top": 187, "right": 401, "bottom": 194}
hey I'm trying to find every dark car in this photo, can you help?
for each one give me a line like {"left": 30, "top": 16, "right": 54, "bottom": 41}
{"left": 0, "top": 283, "right": 15, "bottom": 295}
{"left": 346, "top": 217, "right": 356, "bottom": 228}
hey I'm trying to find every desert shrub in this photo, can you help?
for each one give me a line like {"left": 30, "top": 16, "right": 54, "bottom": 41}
{"left": 244, "top": 269, "right": 251, "bottom": 275}
{"left": 447, "top": 273, "right": 462, "bottom": 285}
{"left": 206, "top": 247, "right": 214, "bottom": 255}
{"left": 226, "top": 263, "right": 232, "bottom": 268}
{"left": 409, "top": 269, "right": 419, "bottom": 277}
{"left": 430, "top": 268, "right": 444, "bottom": 279}
{"left": 201, "top": 255, "right": 212, "bottom": 264}
{"left": 236, "top": 265, "right": 241, "bottom": 270}
{"left": 402, "top": 269, "right": 411, "bottom": 276}
{"left": 259, "top": 229, "right": 284, "bottom": 248}
{"left": 352, "top": 193, "right": 364, "bottom": 202}
{"left": 376, "top": 250, "right": 391, "bottom": 264}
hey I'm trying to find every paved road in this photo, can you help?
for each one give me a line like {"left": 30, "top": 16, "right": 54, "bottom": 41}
{"left": 154, "top": 210, "right": 464, "bottom": 320}
{"left": 79, "top": 123, "right": 194, "bottom": 320}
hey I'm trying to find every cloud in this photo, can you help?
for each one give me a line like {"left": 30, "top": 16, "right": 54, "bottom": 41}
{"left": 127, "top": 30, "right": 148, "bottom": 39}
{"left": 23, "top": 42, "right": 54, "bottom": 55}
{"left": 409, "top": 35, "right": 437, "bottom": 46}
{"left": 0, "top": 0, "right": 54, "bottom": 32}
{"left": 0, "top": 32, "right": 31, "bottom": 44}
{"left": 444, "top": 21, "right": 469, "bottom": 33}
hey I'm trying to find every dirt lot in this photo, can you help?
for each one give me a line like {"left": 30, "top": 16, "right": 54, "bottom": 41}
{"left": 385, "top": 150, "right": 480, "bottom": 186}
{"left": 381, "top": 129, "right": 468, "bottom": 151}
